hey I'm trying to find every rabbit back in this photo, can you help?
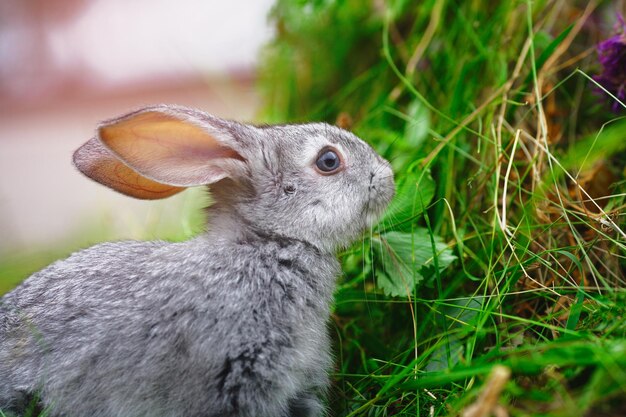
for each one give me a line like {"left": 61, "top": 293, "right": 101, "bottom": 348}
{"left": 0, "top": 236, "right": 339, "bottom": 417}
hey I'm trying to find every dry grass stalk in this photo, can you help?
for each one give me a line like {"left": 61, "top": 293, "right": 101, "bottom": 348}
{"left": 461, "top": 365, "right": 512, "bottom": 417}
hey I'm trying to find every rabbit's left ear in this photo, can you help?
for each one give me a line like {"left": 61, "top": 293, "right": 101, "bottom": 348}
{"left": 73, "top": 106, "right": 246, "bottom": 200}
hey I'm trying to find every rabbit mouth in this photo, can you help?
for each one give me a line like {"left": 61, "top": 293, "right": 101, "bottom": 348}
{"left": 363, "top": 187, "right": 394, "bottom": 226}
{"left": 363, "top": 199, "right": 388, "bottom": 226}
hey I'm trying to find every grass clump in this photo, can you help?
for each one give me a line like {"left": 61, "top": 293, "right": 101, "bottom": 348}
{"left": 259, "top": 0, "right": 625, "bottom": 415}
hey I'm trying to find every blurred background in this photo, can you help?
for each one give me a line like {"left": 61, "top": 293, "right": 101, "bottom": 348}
{"left": 0, "top": 0, "right": 274, "bottom": 257}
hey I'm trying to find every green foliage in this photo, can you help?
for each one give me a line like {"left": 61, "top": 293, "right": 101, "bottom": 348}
{"left": 260, "top": 0, "right": 626, "bottom": 415}
{"left": 378, "top": 163, "right": 435, "bottom": 231}
{"left": 372, "top": 230, "right": 455, "bottom": 297}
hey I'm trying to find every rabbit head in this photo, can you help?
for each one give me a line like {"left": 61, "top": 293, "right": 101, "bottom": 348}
{"left": 73, "top": 105, "right": 394, "bottom": 253}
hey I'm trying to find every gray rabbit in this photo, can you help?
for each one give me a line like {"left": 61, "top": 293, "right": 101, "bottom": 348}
{"left": 0, "top": 105, "right": 394, "bottom": 417}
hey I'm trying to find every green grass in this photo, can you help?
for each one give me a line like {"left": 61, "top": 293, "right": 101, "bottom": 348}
{"left": 2, "top": 0, "right": 626, "bottom": 416}
{"left": 259, "top": 0, "right": 626, "bottom": 415}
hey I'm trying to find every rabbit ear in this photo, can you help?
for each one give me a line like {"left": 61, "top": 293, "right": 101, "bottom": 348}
{"left": 73, "top": 138, "right": 185, "bottom": 199}
{"left": 73, "top": 106, "right": 246, "bottom": 199}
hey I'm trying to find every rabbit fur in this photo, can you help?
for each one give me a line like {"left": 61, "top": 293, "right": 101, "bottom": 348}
{"left": 0, "top": 105, "right": 394, "bottom": 417}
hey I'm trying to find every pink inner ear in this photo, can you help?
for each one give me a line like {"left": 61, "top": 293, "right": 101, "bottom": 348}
{"left": 98, "top": 111, "right": 244, "bottom": 187}
{"left": 73, "top": 138, "right": 185, "bottom": 200}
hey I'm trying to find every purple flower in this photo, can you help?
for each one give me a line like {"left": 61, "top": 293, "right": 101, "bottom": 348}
{"left": 593, "top": 14, "right": 626, "bottom": 112}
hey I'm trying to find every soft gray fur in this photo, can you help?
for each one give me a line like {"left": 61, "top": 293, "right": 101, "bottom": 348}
{"left": 0, "top": 105, "right": 394, "bottom": 417}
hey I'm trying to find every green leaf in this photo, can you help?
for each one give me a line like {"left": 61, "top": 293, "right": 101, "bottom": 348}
{"left": 426, "top": 297, "right": 485, "bottom": 371}
{"left": 404, "top": 99, "right": 431, "bottom": 148}
{"left": 371, "top": 229, "right": 455, "bottom": 297}
{"left": 522, "top": 24, "right": 574, "bottom": 88}
{"left": 378, "top": 164, "right": 436, "bottom": 231}
{"left": 536, "top": 25, "right": 574, "bottom": 72}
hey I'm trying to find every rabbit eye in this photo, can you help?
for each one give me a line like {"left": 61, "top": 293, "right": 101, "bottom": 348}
{"left": 315, "top": 148, "right": 343, "bottom": 174}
